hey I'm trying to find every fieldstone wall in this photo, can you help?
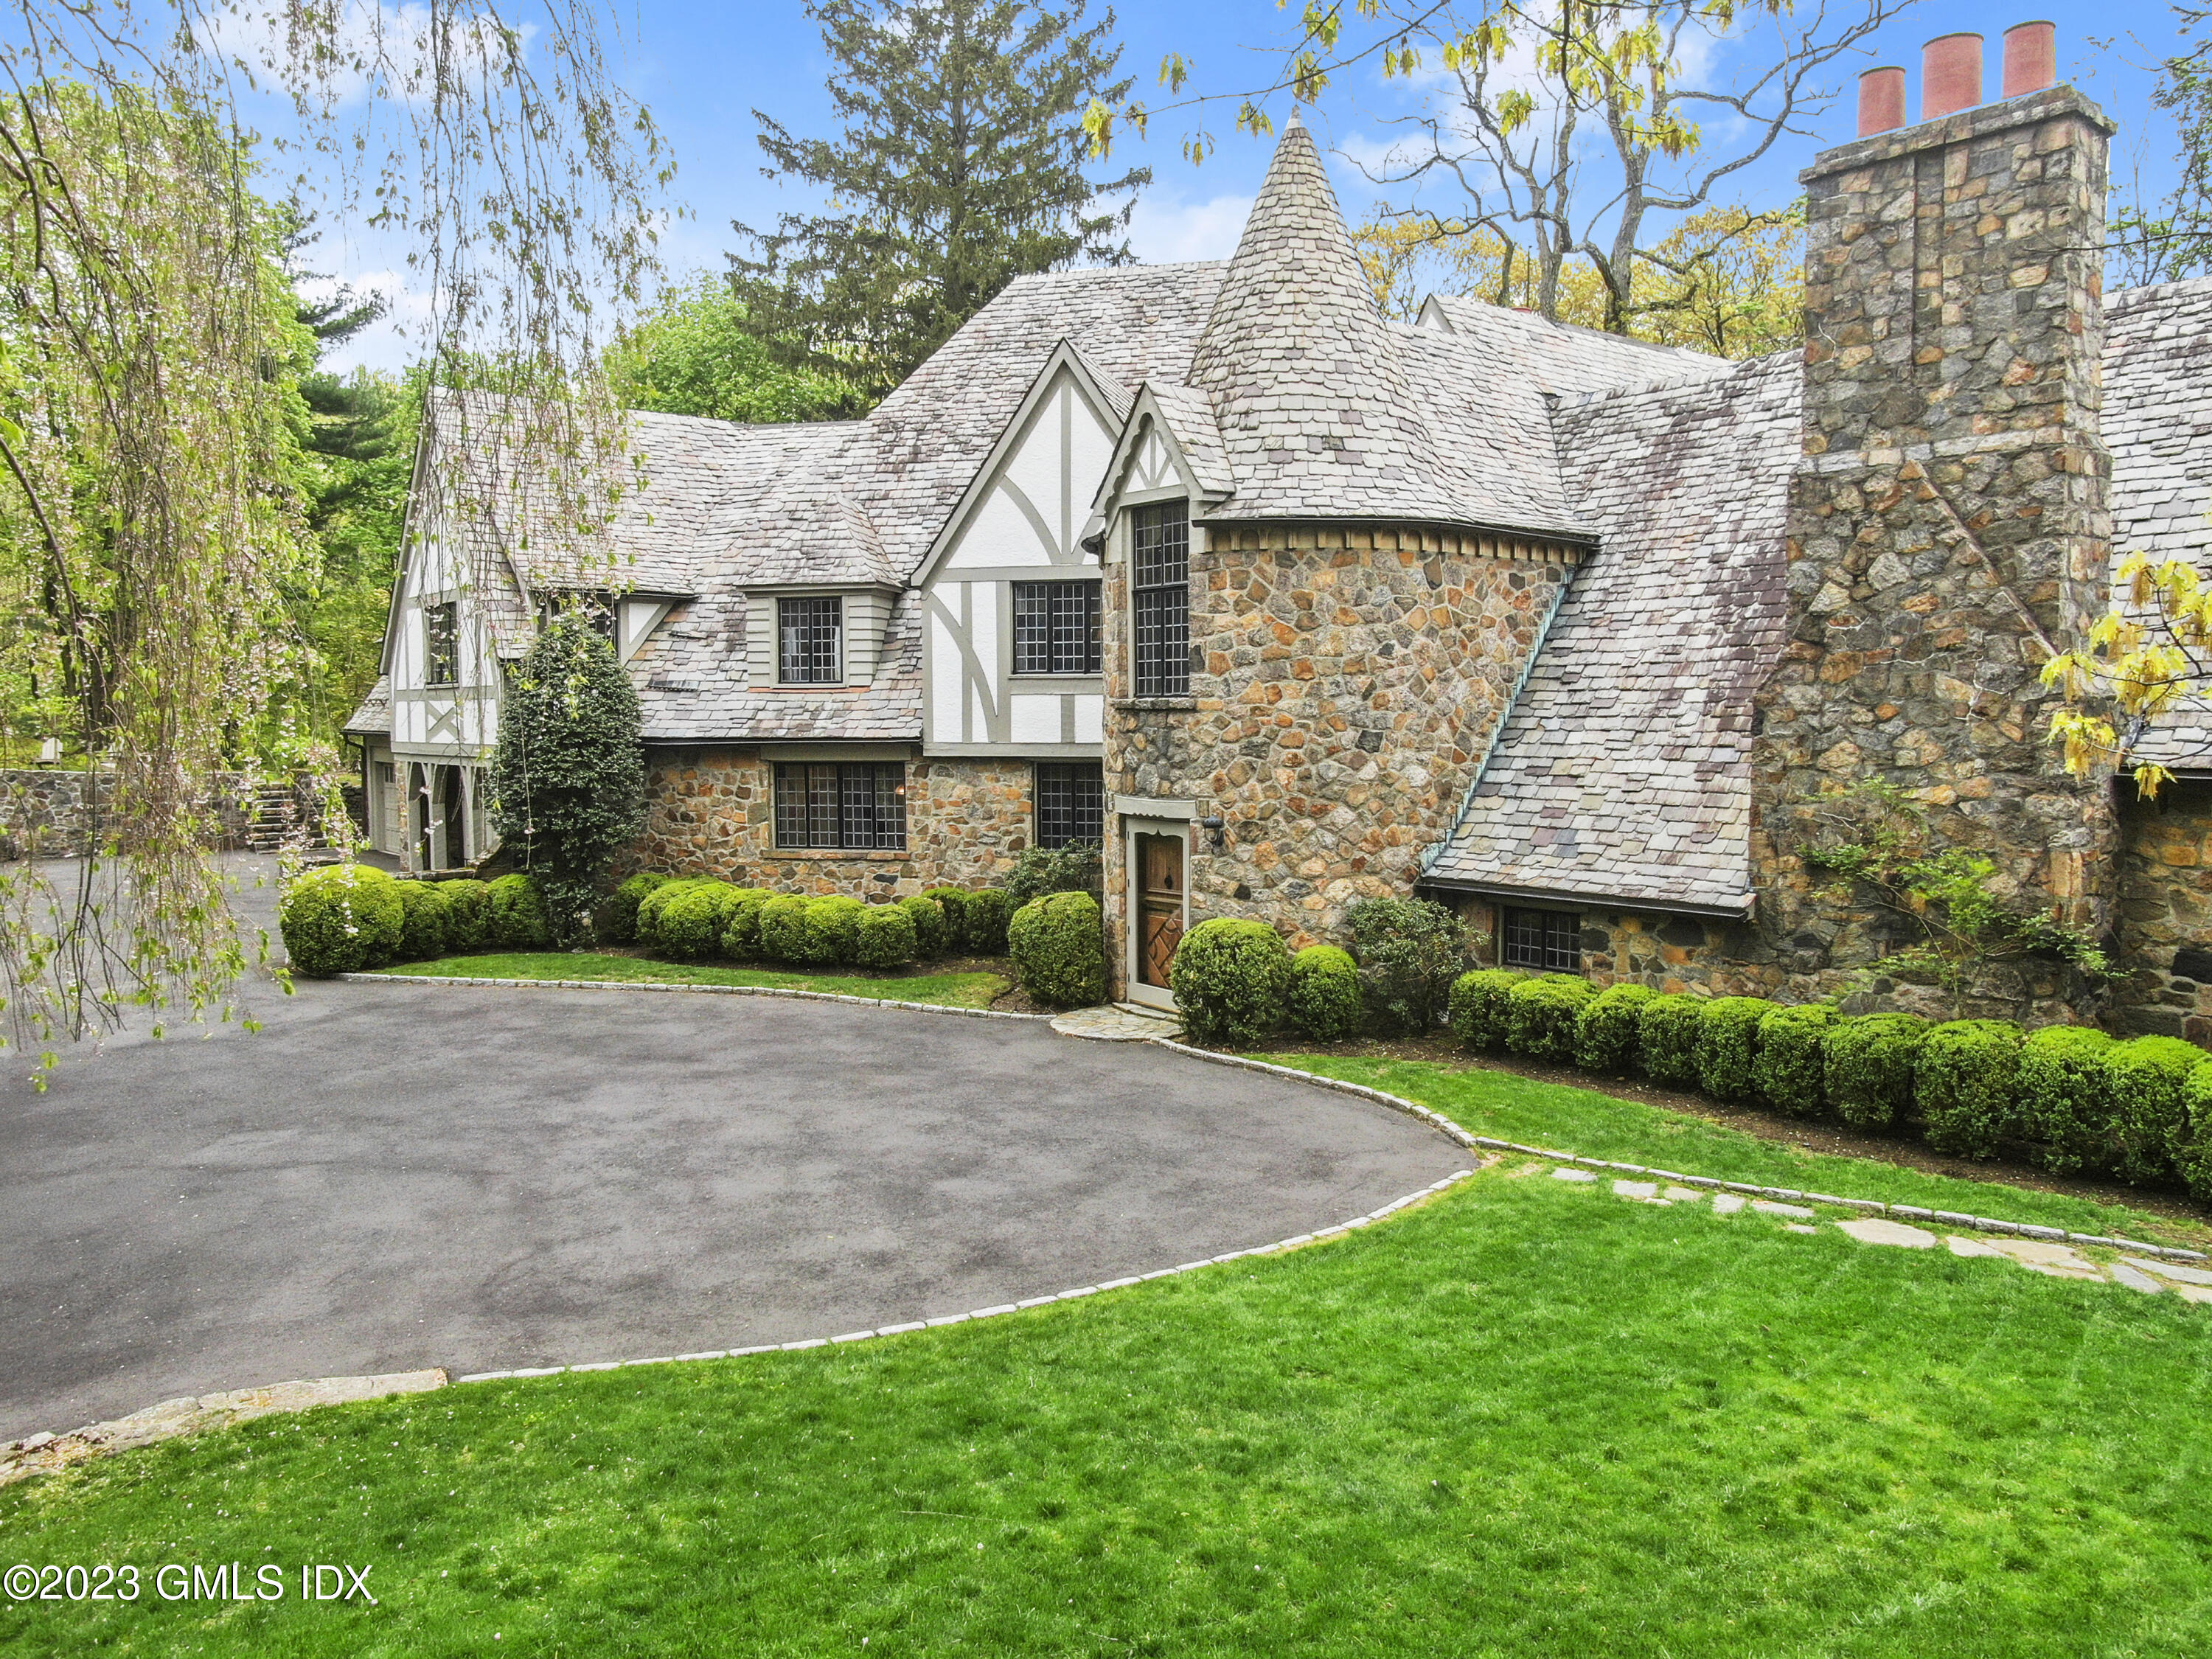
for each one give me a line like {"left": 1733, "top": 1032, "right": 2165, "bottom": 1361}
{"left": 632, "top": 748, "right": 1034, "bottom": 897}
{"left": 1101, "top": 522, "right": 1576, "bottom": 998}
{"left": 2113, "top": 780, "right": 2212, "bottom": 1040}
{"left": 1752, "top": 86, "right": 2121, "bottom": 1025}
{"left": 0, "top": 770, "right": 100, "bottom": 859}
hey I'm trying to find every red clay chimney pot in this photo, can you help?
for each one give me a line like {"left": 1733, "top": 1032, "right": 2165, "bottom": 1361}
{"left": 2002, "top": 21, "right": 2056, "bottom": 98}
{"left": 1857, "top": 66, "right": 1907, "bottom": 136}
{"left": 1922, "top": 32, "right": 1985, "bottom": 120}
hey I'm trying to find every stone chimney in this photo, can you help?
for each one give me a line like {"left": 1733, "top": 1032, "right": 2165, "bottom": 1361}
{"left": 1755, "top": 79, "right": 2120, "bottom": 1018}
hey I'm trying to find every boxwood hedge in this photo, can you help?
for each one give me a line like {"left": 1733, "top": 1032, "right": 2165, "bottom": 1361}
{"left": 1447, "top": 968, "right": 1523, "bottom": 1053}
{"left": 1696, "top": 997, "right": 1775, "bottom": 1104}
{"left": 806, "top": 896, "right": 867, "bottom": 966}
{"left": 965, "top": 888, "right": 1013, "bottom": 956}
{"left": 657, "top": 881, "right": 741, "bottom": 961}
{"left": 594, "top": 871, "right": 671, "bottom": 945}
{"left": 1915, "top": 1020, "right": 2023, "bottom": 1159}
{"left": 1504, "top": 974, "right": 1595, "bottom": 1063}
{"left": 392, "top": 880, "right": 450, "bottom": 963}
{"left": 1171, "top": 919, "right": 1292, "bottom": 1046}
{"left": 855, "top": 902, "right": 918, "bottom": 970}
{"left": 487, "top": 873, "right": 551, "bottom": 950}
{"left": 1008, "top": 891, "right": 1105, "bottom": 1008}
{"left": 719, "top": 889, "right": 776, "bottom": 961}
{"left": 2014, "top": 1025, "right": 2116, "bottom": 1174}
{"left": 919, "top": 886, "right": 975, "bottom": 954}
{"left": 1636, "top": 995, "right": 1705, "bottom": 1090}
{"left": 279, "top": 863, "right": 404, "bottom": 977}
{"left": 758, "top": 894, "right": 815, "bottom": 964}
{"left": 1573, "top": 982, "right": 1657, "bottom": 1075}
{"left": 2177, "top": 1064, "right": 2212, "bottom": 1205}
{"left": 2104, "top": 1034, "right": 2205, "bottom": 1186}
{"left": 1287, "top": 945, "right": 1364, "bottom": 1040}
{"left": 1753, "top": 1004, "right": 1831, "bottom": 1118}
{"left": 900, "top": 894, "right": 949, "bottom": 959}
{"left": 439, "top": 878, "right": 492, "bottom": 955}
{"left": 1823, "top": 1013, "right": 1928, "bottom": 1130}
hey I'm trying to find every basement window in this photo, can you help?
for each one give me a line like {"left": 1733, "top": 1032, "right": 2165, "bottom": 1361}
{"left": 1502, "top": 908, "right": 1581, "bottom": 973}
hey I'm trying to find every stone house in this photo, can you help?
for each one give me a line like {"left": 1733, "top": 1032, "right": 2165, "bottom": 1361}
{"left": 346, "top": 58, "right": 2212, "bottom": 1035}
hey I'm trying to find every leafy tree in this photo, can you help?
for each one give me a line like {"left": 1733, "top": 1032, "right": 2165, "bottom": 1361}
{"left": 487, "top": 608, "right": 647, "bottom": 944}
{"left": 2112, "top": 6, "right": 2212, "bottom": 286}
{"left": 1091, "top": 0, "right": 1901, "bottom": 334}
{"left": 2048, "top": 548, "right": 2212, "bottom": 799}
{"left": 734, "top": 0, "right": 1150, "bottom": 404}
{"left": 605, "top": 273, "right": 855, "bottom": 422}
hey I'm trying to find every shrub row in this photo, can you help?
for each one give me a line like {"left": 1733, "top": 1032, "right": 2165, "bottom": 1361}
{"left": 1444, "top": 967, "right": 2212, "bottom": 1204}
{"left": 279, "top": 866, "right": 547, "bottom": 977}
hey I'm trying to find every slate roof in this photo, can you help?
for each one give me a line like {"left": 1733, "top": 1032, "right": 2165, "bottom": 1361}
{"left": 1417, "top": 294, "right": 1733, "bottom": 400}
{"left": 2104, "top": 276, "right": 2212, "bottom": 771}
{"left": 1423, "top": 354, "right": 1801, "bottom": 914}
{"left": 342, "top": 674, "right": 391, "bottom": 738}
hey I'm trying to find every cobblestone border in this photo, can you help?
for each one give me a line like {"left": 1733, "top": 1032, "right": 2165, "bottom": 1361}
{"left": 341, "top": 971, "right": 1054, "bottom": 1021}
{"left": 1144, "top": 1037, "right": 2212, "bottom": 1265}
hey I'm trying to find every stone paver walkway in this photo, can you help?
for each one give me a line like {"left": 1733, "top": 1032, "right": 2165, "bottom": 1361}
{"left": 1557, "top": 1166, "right": 2212, "bottom": 1302}
{"left": 1051, "top": 1005, "right": 1184, "bottom": 1041}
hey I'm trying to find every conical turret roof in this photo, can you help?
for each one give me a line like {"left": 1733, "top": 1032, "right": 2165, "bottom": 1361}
{"left": 1185, "top": 114, "right": 1467, "bottom": 525}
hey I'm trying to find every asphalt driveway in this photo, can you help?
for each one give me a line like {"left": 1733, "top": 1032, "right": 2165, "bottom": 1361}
{"left": 1, "top": 894, "right": 1461, "bottom": 1441}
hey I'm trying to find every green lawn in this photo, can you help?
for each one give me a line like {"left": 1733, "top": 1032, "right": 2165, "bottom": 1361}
{"left": 7, "top": 1066, "right": 2211, "bottom": 1655}
{"left": 370, "top": 951, "right": 1011, "bottom": 1009}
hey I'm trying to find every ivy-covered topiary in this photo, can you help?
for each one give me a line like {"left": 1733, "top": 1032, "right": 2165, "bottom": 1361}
{"left": 900, "top": 894, "right": 948, "bottom": 959}
{"left": 392, "top": 879, "right": 451, "bottom": 963}
{"left": 2102, "top": 1034, "right": 2206, "bottom": 1186}
{"left": 1171, "top": 919, "right": 1293, "bottom": 1046}
{"left": 657, "top": 882, "right": 740, "bottom": 961}
{"left": 919, "top": 886, "right": 973, "bottom": 953}
{"left": 1915, "top": 1020, "right": 2023, "bottom": 1159}
{"left": 964, "top": 888, "right": 1013, "bottom": 956}
{"left": 636, "top": 877, "right": 710, "bottom": 948}
{"left": 1287, "top": 945, "right": 1363, "bottom": 1041}
{"left": 487, "top": 872, "right": 552, "bottom": 950}
{"left": 855, "top": 902, "right": 918, "bottom": 970}
{"left": 2013, "top": 1025, "right": 2116, "bottom": 1174}
{"left": 1636, "top": 995, "right": 1706, "bottom": 1089}
{"left": 2175, "top": 1063, "right": 2212, "bottom": 1205}
{"left": 1696, "top": 997, "right": 1775, "bottom": 1103}
{"left": 1348, "top": 896, "right": 1471, "bottom": 1032}
{"left": 1007, "top": 891, "right": 1105, "bottom": 1008}
{"left": 1504, "top": 974, "right": 1595, "bottom": 1062}
{"left": 1447, "top": 968, "right": 1523, "bottom": 1052}
{"left": 486, "top": 608, "right": 647, "bottom": 942}
{"left": 806, "top": 896, "right": 867, "bottom": 965}
{"left": 1574, "top": 982, "right": 1658, "bottom": 1074}
{"left": 1753, "top": 1004, "right": 1831, "bottom": 1116}
{"left": 1823, "top": 1013, "right": 1928, "bottom": 1130}
{"left": 438, "top": 878, "right": 492, "bottom": 955}
{"left": 757, "top": 895, "right": 815, "bottom": 964}
{"left": 594, "top": 872, "right": 670, "bottom": 945}
{"left": 278, "top": 863, "right": 404, "bottom": 977}
{"left": 718, "top": 889, "right": 776, "bottom": 961}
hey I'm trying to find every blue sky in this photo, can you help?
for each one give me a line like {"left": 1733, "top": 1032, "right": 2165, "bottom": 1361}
{"left": 318, "top": 0, "right": 2197, "bottom": 369}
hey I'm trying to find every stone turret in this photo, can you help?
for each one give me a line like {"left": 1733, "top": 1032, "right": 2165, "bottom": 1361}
{"left": 1754, "top": 84, "right": 2120, "bottom": 1019}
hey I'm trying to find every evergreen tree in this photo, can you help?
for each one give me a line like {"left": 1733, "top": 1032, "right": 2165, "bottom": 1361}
{"left": 734, "top": 0, "right": 1148, "bottom": 405}
{"left": 488, "top": 609, "right": 647, "bottom": 944}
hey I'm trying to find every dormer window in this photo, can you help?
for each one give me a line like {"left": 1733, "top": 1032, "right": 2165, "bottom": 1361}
{"left": 425, "top": 600, "right": 459, "bottom": 687}
{"left": 1132, "top": 502, "right": 1189, "bottom": 698}
{"left": 779, "top": 596, "right": 843, "bottom": 684}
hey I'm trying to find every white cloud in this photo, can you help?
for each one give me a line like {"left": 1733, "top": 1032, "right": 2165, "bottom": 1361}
{"left": 1127, "top": 189, "right": 1254, "bottom": 265}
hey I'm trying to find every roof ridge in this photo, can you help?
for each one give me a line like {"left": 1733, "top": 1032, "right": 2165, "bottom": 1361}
{"left": 2107, "top": 272, "right": 2212, "bottom": 314}
{"left": 1422, "top": 295, "right": 1723, "bottom": 361}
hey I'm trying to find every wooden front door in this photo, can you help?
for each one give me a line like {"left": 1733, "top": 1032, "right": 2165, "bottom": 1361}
{"left": 1135, "top": 831, "right": 1185, "bottom": 989}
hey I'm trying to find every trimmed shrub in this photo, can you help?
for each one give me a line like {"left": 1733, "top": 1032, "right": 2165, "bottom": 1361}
{"left": 1008, "top": 891, "right": 1106, "bottom": 1008}
{"left": 2014, "top": 1025, "right": 2116, "bottom": 1174}
{"left": 593, "top": 872, "right": 670, "bottom": 945}
{"left": 718, "top": 889, "right": 776, "bottom": 961}
{"left": 1005, "top": 840, "right": 1101, "bottom": 904}
{"left": 1916, "top": 1020, "right": 2023, "bottom": 1159}
{"left": 636, "top": 877, "right": 710, "bottom": 948}
{"left": 2176, "top": 1062, "right": 2212, "bottom": 1205}
{"left": 757, "top": 895, "right": 815, "bottom": 964}
{"left": 965, "top": 888, "right": 1013, "bottom": 956}
{"left": 1636, "top": 995, "right": 1706, "bottom": 1089}
{"left": 1448, "top": 968, "right": 1524, "bottom": 1052}
{"left": 1287, "top": 945, "right": 1363, "bottom": 1041}
{"left": 1823, "top": 1013, "right": 1928, "bottom": 1130}
{"left": 1697, "top": 997, "right": 1775, "bottom": 1104}
{"left": 806, "top": 896, "right": 867, "bottom": 965}
{"left": 1574, "top": 983, "right": 1658, "bottom": 1075}
{"left": 487, "top": 873, "right": 552, "bottom": 950}
{"left": 900, "top": 894, "right": 949, "bottom": 959}
{"left": 392, "top": 879, "right": 451, "bottom": 963}
{"left": 1504, "top": 974, "right": 1596, "bottom": 1063}
{"left": 654, "top": 881, "right": 734, "bottom": 961}
{"left": 439, "top": 878, "right": 492, "bottom": 955}
{"left": 1347, "top": 896, "right": 1470, "bottom": 1033}
{"left": 1171, "top": 919, "right": 1293, "bottom": 1046}
{"left": 2103, "top": 1035, "right": 2207, "bottom": 1186}
{"left": 1754, "top": 1004, "right": 1831, "bottom": 1117}
{"left": 855, "top": 902, "right": 918, "bottom": 970}
{"left": 920, "top": 886, "right": 974, "bottom": 953}
{"left": 278, "top": 863, "right": 403, "bottom": 977}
